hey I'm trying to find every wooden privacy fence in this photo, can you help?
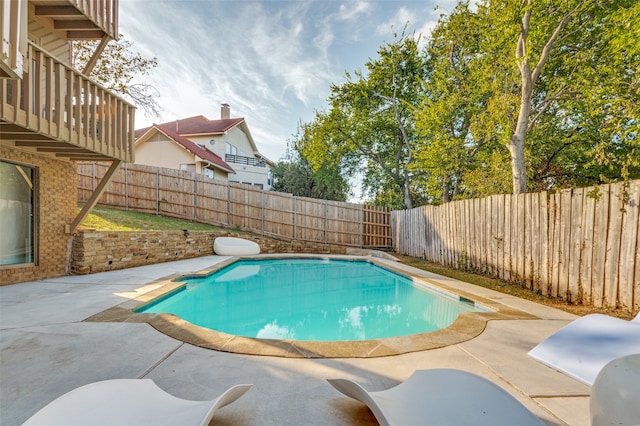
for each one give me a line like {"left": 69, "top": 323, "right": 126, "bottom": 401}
{"left": 392, "top": 180, "right": 640, "bottom": 310}
{"left": 77, "top": 162, "right": 392, "bottom": 248}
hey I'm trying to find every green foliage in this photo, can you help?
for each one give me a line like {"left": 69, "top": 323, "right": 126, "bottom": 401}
{"left": 475, "top": 0, "right": 640, "bottom": 191}
{"left": 414, "top": 0, "right": 639, "bottom": 198}
{"left": 413, "top": 1, "right": 509, "bottom": 201}
{"left": 300, "top": 32, "right": 428, "bottom": 209}
{"left": 296, "top": 0, "right": 638, "bottom": 207}
{"left": 270, "top": 140, "right": 349, "bottom": 201}
{"left": 72, "top": 34, "right": 161, "bottom": 120}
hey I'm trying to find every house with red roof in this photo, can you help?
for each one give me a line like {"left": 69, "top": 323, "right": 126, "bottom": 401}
{"left": 134, "top": 104, "right": 273, "bottom": 189}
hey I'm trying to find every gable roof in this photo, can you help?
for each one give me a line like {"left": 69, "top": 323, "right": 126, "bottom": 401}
{"left": 135, "top": 115, "right": 244, "bottom": 139}
{"left": 136, "top": 124, "right": 235, "bottom": 174}
{"left": 134, "top": 115, "right": 273, "bottom": 165}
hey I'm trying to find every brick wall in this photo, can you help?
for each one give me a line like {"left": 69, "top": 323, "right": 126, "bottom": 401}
{"left": 1, "top": 146, "right": 77, "bottom": 285}
{"left": 70, "top": 230, "right": 348, "bottom": 274}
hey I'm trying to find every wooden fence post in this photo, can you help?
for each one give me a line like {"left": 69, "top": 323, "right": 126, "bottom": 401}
{"left": 293, "top": 196, "right": 297, "bottom": 241}
{"left": 193, "top": 173, "right": 197, "bottom": 221}
{"left": 227, "top": 182, "right": 231, "bottom": 227}
{"left": 124, "top": 163, "right": 128, "bottom": 211}
{"left": 324, "top": 199, "right": 328, "bottom": 245}
{"left": 155, "top": 169, "right": 159, "bottom": 215}
{"left": 92, "top": 162, "right": 96, "bottom": 191}
{"left": 261, "top": 191, "right": 265, "bottom": 235}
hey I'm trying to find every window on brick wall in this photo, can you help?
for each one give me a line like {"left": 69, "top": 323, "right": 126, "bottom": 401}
{"left": 0, "top": 160, "right": 36, "bottom": 266}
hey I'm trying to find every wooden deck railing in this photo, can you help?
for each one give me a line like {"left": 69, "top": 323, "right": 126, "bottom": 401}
{"left": 0, "top": 0, "right": 26, "bottom": 78}
{"left": 2, "top": 0, "right": 119, "bottom": 77}
{"left": 67, "top": 0, "right": 119, "bottom": 39}
{"left": 1, "top": 42, "right": 135, "bottom": 162}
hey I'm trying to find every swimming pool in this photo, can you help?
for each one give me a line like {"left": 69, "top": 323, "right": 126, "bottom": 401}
{"left": 136, "top": 258, "right": 490, "bottom": 341}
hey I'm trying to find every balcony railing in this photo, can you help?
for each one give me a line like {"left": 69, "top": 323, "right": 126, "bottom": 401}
{"left": 35, "top": 0, "right": 119, "bottom": 40}
{"left": 225, "top": 154, "right": 266, "bottom": 168}
{"left": 0, "top": 42, "right": 135, "bottom": 162}
{"left": 70, "top": 0, "right": 119, "bottom": 38}
{"left": 1, "top": 0, "right": 27, "bottom": 78}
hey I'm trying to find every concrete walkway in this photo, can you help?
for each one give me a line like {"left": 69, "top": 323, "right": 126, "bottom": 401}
{"left": 1, "top": 256, "right": 589, "bottom": 425}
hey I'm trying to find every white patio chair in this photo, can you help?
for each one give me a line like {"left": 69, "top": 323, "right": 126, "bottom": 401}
{"left": 528, "top": 312, "right": 640, "bottom": 385}
{"left": 213, "top": 237, "right": 260, "bottom": 256}
{"left": 23, "top": 379, "right": 252, "bottom": 426}
{"left": 590, "top": 353, "right": 640, "bottom": 426}
{"left": 327, "top": 369, "right": 544, "bottom": 426}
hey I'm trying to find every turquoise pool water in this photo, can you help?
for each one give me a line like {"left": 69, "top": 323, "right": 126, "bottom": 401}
{"left": 137, "top": 258, "right": 485, "bottom": 341}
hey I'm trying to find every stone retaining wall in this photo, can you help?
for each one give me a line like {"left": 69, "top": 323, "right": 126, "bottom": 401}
{"left": 70, "top": 230, "right": 348, "bottom": 274}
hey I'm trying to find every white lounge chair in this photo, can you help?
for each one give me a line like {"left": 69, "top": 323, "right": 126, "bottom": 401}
{"left": 23, "top": 379, "right": 252, "bottom": 426}
{"left": 327, "top": 369, "right": 544, "bottom": 426}
{"left": 528, "top": 312, "right": 640, "bottom": 385}
{"left": 213, "top": 237, "right": 260, "bottom": 256}
{"left": 590, "top": 353, "right": 640, "bottom": 426}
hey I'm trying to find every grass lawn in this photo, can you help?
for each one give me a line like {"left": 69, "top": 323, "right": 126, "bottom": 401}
{"left": 81, "top": 205, "right": 636, "bottom": 319}
{"left": 394, "top": 254, "right": 636, "bottom": 320}
{"left": 79, "top": 205, "right": 224, "bottom": 232}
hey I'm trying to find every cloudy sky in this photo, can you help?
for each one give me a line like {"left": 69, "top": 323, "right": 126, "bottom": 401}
{"left": 119, "top": 0, "right": 460, "bottom": 162}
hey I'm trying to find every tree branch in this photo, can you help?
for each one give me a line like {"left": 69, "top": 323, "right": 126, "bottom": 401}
{"left": 528, "top": 83, "right": 570, "bottom": 130}
{"left": 532, "top": 8, "right": 577, "bottom": 82}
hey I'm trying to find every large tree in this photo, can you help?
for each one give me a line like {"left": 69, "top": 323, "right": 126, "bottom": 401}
{"left": 413, "top": 2, "right": 507, "bottom": 203}
{"left": 299, "top": 1, "right": 638, "bottom": 206}
{"left": 300, "top": 34, "right": 427, "bottom": 209}
{"left": 72, "top": 34, "right": 161, "bottom": 120}
{"left": 477, "top": 0, "right": 638, "bottom": 193}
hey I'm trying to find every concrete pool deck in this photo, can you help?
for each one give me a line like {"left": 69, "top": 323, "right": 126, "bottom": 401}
{"left": 1, "top": 255, "right": 589, "bottom": 425}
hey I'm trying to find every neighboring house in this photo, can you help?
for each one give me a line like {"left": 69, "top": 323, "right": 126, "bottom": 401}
{"left": 1, "top": 0, "right": 134, "bottom": 284}
{"left": 134, "top": 124, "right": 235, "bottom": 178}
{"left": 134, "top": 104, "right": 274, "bottom": 189}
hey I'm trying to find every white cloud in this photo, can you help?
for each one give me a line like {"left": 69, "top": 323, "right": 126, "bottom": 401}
{"left": 414, "top": 19, "right": 439, "bottom": 48}
{"left": 376, "top": 6, "right": 416, "bottom": 36}
{"left": 118, "top": 0, "right": 460, "bottom": 163}
{"left": 337, "top": 1, "right": 372, "bottom": 21}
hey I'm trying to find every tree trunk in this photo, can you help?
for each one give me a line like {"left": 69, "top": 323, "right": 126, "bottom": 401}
{"left": 507, "top": 128, "right": 528, "bottom": 194}
{"left": 509, "top": 4, "right": 533, "bottom": 195}
{"left": 508, "top": 76, "right": 532, "bottom": 194}
{"left": 508, "top": 0, "right": 577, "bottom": 194}
{"left": 442, "top": 177, "right": 451, "bottom": 204}
{"left": 403, "top": 184, "right": 413, "bottom": 209}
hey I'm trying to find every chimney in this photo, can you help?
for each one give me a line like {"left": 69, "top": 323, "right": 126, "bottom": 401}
{"left": 221, "top": 103, "right": 230, "bottom": 120}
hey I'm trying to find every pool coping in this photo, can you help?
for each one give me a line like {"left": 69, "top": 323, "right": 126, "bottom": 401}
{"left": 84, "top": 254, "right": 539, "bottom": 358}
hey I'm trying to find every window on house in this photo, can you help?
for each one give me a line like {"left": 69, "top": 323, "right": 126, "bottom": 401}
{"left": 179, "top": 163, "right": 195, "bottom": 173}
{"left": 254, "top": 183, "right": 263, "bottom": 190}
{"left": 0, "top": 160, "right": 36, "bottom": 266}
{"left": 226, "top": 143, "right": 237, "bottom": 156}
{"left": 203, "top": 168, "right": 214, "bottom": 179}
